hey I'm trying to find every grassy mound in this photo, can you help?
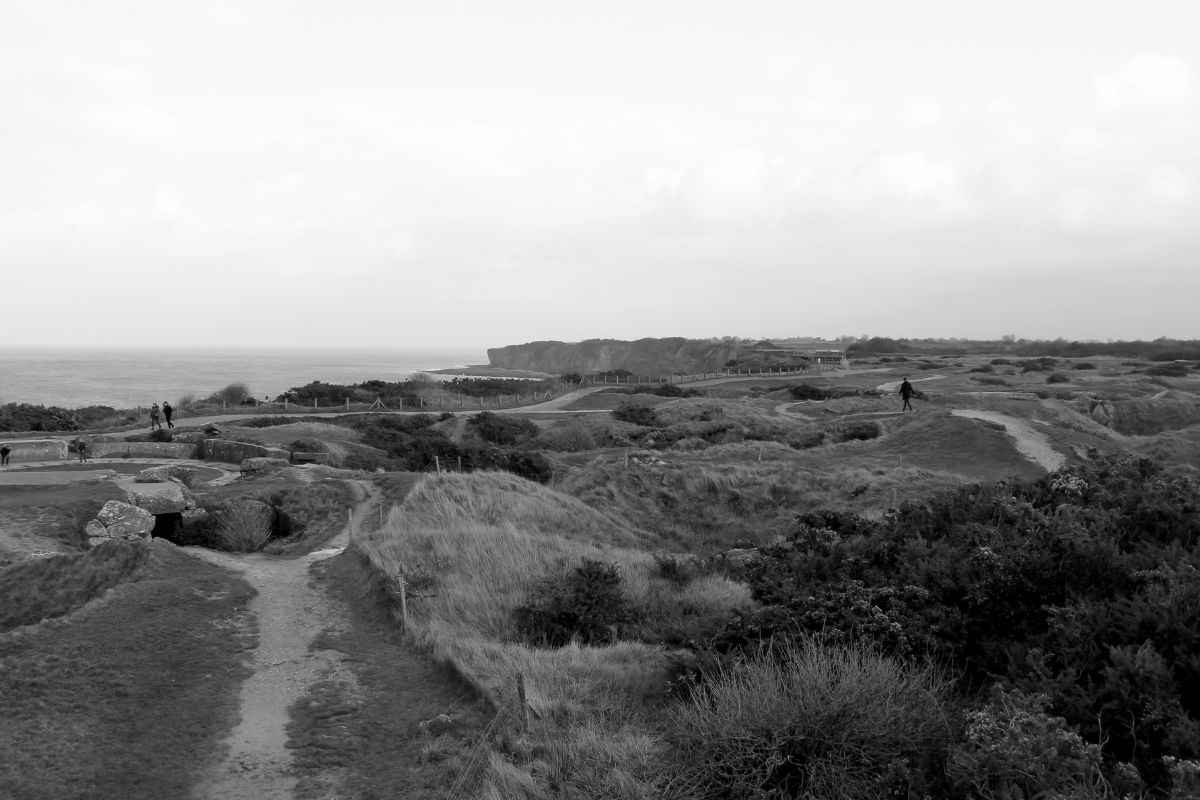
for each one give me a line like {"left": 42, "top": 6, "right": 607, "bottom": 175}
{"left": 355, "top": 471, "right": 754, "bottom": 797}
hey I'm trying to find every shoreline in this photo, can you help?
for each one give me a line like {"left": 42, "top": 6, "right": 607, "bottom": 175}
{"left": 427, "top": 365, "right": 555, "bottom": 379}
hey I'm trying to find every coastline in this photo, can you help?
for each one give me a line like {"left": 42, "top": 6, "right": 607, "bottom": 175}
{"left": 428, "top": 365, "right": 555, "bottom": 379}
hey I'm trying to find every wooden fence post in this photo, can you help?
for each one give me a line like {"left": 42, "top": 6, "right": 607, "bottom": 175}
{"left": 398, "top": 563, "right": 409, "bottom": 629}
{"left": 516, "top": 673, "right": 530, "bottom": 733}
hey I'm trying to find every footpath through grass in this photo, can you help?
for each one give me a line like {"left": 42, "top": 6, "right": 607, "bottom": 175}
{"left": 0, "top": 541, "right": 256, "bottom": 800}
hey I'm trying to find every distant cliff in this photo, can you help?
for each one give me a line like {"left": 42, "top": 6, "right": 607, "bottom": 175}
{"left": 487, "top": 338, "right": 816, "bottom": 375}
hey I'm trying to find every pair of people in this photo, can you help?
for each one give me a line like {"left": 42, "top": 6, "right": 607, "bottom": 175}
{"left": 150, "top": 401, "right": 175, "bottom": 430}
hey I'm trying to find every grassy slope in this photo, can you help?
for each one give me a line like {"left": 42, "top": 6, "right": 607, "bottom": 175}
{"left": 356, "top": 471, "right": 752, "bottom": 797}
{"left": 0, "top": 541, "right": 255, "bottom": 800}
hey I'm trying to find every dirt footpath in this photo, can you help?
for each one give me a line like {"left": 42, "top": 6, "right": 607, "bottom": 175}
{"left": 185, "top": 480, "right": 486, "bottom": 799}
{"left": 951, "top": 409, "right": 1066, "bottom": 472}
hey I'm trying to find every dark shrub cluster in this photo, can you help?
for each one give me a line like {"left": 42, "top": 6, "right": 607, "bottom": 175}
{"left": 1045, "top": 372, "right": 1070, "bottom": 384}
{"left": 466, "top": 411, "right": 537, "bottom": 445}
{"left": 612, "top": 402, "right": 658, "bottom": 427}
{"left": 689, "top": 453, "right": 1200, "bottom": 794}
{"left": 514, "top": 559, "right": 634, "bottom": 646}
{"left": 1146, "top": 362, "right": 1191, "bottom": 377}
{"left": 788, "top": 383, "right": 828, "bottom": 400}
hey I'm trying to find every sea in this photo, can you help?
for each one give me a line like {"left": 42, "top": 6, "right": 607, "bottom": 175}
{"left": 0, "top": 346, "right": 488, "bottom": 410}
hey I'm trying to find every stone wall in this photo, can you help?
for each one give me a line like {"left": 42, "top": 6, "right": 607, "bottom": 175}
{"left": 1, "top": 439, "right": 69, "bottom": 462}
{"left": 199, "top": 439, "right": 290, "bottom": 464}
{"left": 89, "top": 441, "right": 199, "bottom": 460}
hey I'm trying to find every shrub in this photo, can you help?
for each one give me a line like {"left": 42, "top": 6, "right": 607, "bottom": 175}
{"left": 947, "top": 689, "right": 1107, "bottom": 800}
{"left": 666, "top": 641, "right": 953, "bottom": 800}
{"left": 148, "top": 429, "right": 173, "bottom": 442}
{"left": 514, "top": 558, "right": 634, "bottom": 646}
{"left": 208, "top": 382, "right": 252, "bottom": 405}
{"left": 1147, "top": 363, "right": 1190, "bottom": 378}
{"left": 1074, "top": 362, "right": 1097, "bottom": 370}
{"left": 969, "top": 364, "right": 995, "bottom": 373}
{"left": 214, "top": 502, "right": 272, "bottom": 552}
{"left": 973, "top": 376, "right": 1009, "bottom": 386}
{"left": 834, "top": 420, "right": 881, "bottom": 442}
{"left": 467, "top": 411, "right": 537, "bottom": 445}
{"left": 1046, "top": 372, "right": 1070, "bottom": 384}
{"left": 612, "top": 402, "right": 658, "bottom": 427}
{"left": 789, "top": 383, "right": 827, "bottom": 401}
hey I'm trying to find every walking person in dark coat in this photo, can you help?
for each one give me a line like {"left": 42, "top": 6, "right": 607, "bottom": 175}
{"left": 150, "top": 403, "right": 162, "bottom": 430}
{"left": 1, "top": 445, "right": 10, "bottom": 466}
{"left": 162, "top": 401, "right": 174, "bottom": 429}
{"left": 899, "top": 378, "right": 916, "bottom": 411}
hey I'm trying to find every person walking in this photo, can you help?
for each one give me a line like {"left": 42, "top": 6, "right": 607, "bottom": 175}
{"left": 0, "top": 444, "right": 10, "bottom": 466}
{"left": 899, "top": 378, "right": 916, "bottom": 411}
{"left": 162, "top": 400, "right": 175, "bottom": 429}
{"left": 77, "top": 439, "right": 88, "bottom": 462}
{"left": 150, "top": 403, "right": 162, "bottom": 430}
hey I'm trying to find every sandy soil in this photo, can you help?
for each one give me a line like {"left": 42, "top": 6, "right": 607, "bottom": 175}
{"left": 186, "top": 482, "right": 378, "bottom": 800}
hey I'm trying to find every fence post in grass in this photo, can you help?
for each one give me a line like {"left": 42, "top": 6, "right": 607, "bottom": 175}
{"left": 457, "top": 455, "right": 462, "bottom": 472}
{"left": 435, "top": 455, "right": 441, "bottom": 476}
{"left": 398, "top": 564, "right": 409, "bottom": 629}
{"left": 516, "top": 673, "right": 530, "bottom": 733}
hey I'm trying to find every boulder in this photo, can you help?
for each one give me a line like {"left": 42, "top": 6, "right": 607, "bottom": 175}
{"left": 90, "top": 500, "right": 154, "bottom": 545}
{"left": 123, "top": 480, "right": 191, "bottom": 515}
{"left": 135, "top": 466, "right": 174, "bottom": 483}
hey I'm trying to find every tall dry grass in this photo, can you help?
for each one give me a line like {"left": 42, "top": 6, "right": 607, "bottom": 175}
{"left": 355, "top": 471, "right": 754, "bottom": 798}
{"left": 666, "top": 640, "right": 954, "bottom": 800}
{"left": 215, "top": 502, "right": 273, "bottom": 553}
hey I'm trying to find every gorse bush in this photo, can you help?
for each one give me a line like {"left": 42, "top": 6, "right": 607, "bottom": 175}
{"left": 467, "top": 411, "right": 537, "bottom": 445}
{"left": 701, "top": 453, "right": 1200, "bottom": 794}
{"left": 514, "top": 558, "right": 634, "bottom": 646}
{"left": 788, "top": 383, "right": 828, "bottom": 400}
{"left": 612, "top": 402, "right": 658, "bottom": 427}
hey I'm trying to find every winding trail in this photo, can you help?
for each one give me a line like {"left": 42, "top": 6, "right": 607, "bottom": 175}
{"left": 950, "top": 409, "right": 1066, "bottom": 472}
{"left": 185, "top": 480, "right": 381, "bottom": 800}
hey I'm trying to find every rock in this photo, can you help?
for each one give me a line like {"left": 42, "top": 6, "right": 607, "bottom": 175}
{"left": 123, "top": 480, "right": 190, "bottom": 515}
{"left": 135, "top": 466, "right": 174, "bottom": 483}
{"left": 91, "top": 500, "right": 154, "bottom": 544}
{"left": 240, "top": 457, "right": 290, "bottom": 474}
{"left": 181, "top": 508, "right": 209, "bottom": 528}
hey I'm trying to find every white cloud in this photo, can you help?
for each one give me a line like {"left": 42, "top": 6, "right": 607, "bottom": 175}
{"left": 93, "top": 105, "right": 182, "bottom": 138}
{"left": 1094, "top": 54, "right": 1196, "bottom": 109}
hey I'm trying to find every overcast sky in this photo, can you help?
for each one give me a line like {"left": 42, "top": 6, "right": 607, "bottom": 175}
{"left": 2, "top": 1, "right": 1197, "bottom": 348}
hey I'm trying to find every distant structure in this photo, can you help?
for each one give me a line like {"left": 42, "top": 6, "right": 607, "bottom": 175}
{"left": 810, "top": 349, "right": 848, "bottom": 368}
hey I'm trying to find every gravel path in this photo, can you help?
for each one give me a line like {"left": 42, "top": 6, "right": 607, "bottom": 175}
{"left": 185, "top": 481, "right": 380, "bottom": 800}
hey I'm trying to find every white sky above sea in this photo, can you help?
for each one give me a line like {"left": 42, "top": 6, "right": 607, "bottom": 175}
{"left": 1, "top": 0, "right": 1197, "bottom": 348}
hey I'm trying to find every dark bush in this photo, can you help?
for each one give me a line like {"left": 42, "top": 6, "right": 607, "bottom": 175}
{"left": 467, "top": 411, "right": 538, "bottom": 445}
{"left": 1046, "top": 372, "right": 1070, "bottom": 384}
{"left": 833, "top": 420, "right": 881, "bottom": 442}
{"left": 612, "top": 402, "right": 658, "bottom": 427}
{"left": 1146, "top": 363, "right": 1190, "bottom": 377}
{"left": 789, "top": 383, "right": 828, "bottom": 401}
{"left": 514, "top": 559, "right": 634, "bottom": 646}
{"left": 503, "top": 451, "right": 553, "bottom": 483}
{"left": 1073, "top": 362, "right": 1096, "bottom": 370}
{"left": 969, "top": 364, "right": 994, "bottom": 373}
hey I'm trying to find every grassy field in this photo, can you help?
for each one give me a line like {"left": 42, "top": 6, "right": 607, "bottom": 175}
{"left": 0, "top": 541, "right": 255, "bottom": 800}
